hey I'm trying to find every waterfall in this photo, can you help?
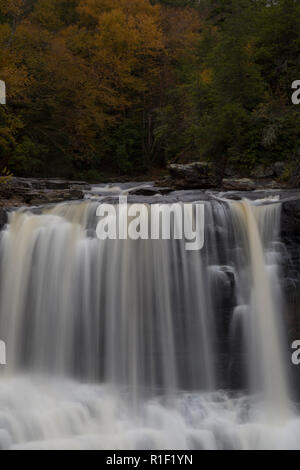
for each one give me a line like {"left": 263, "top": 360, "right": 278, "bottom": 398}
{"left": 0, "top": 202, "right": 215, "bottom": 393}
{"left": 0, "top": 195, "right": 297, "bottom": 450}
{"left": 231, "top": 200, "right": 290, "bottom": 419}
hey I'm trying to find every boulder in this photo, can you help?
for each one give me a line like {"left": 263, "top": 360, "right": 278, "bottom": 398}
{"left": 167, "top": 162, "right": 218, "bottom": 189}
{"left": 222, "top": 178, "right": 257, "bottom": 191}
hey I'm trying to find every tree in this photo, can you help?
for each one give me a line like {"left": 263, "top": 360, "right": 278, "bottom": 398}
{"left": 0, "top": 0, "right": 299, "bottom": 178}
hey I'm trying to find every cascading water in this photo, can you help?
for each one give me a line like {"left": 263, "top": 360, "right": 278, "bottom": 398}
{"left": 231, "top": 200, "right": 290, "bottom": 420}
{"left": 0, "top": 190, "right": 299, "bottom": 450}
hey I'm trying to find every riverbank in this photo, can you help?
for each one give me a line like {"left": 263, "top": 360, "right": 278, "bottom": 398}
{"left": 0, "top": 177, "right": 90, "bottom": 208}
{"left": 1, "top": 159, "right": 298, "bottom": 208}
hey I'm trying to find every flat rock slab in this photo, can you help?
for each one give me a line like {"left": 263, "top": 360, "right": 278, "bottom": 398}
{"left": 0, "top": 177, "right": 90, "bottom": 207}
{"left": 222, "top": 177, "right": 283, "bottom": 191}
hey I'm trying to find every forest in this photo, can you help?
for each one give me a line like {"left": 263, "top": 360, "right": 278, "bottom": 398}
{"left": 0, "top": 0, "right": 299, "bottom": 180}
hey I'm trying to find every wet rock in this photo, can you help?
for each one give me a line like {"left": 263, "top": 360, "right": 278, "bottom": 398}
{"left": 129, "top": 186, "right": 161, "bottom": 196}
{"left": 0, "top": 177, "right": 89, "bottom": 207}
{"left": 156, "top": 187, "right": 173, "bottom": 195}
{"left": 281, "top": 195, "right": 300, "bottom": 395}
{"left": 281, "top": 198, "right": 300, "bottom": 293}
{"left": 129, "top": 185, "right": 173, "bottom": 196}
{"left": 260, "top": 179, "right": 284, "bottom": 189}
{"left": 222, "top": 178, "right": 256, "bottom": 191}
{"left": 168, "top": 162, "right": 210, "bottom": 178}
{"left": 10, "top": 178, "right": 90, "bottom": 191}
{"left": 168, "top": 162, "right": 219, "bottom": 189}
{"left": 281, "top": 197, "right": 300, "bottom": 245}
{"left": 222, "top": 177, "right": 283, "bottom": 191}
{"left": 0, "top": 209, "right": 7, "bottom": 229}
{"left": 38, "top": 180, "right": 72, "bottom": 190}
{"left": 10, "top": 178, "right": 33, "bottom": 189}
{"left": 156, "top": 175, "right": 173, "bottom": 187}
{"left": 224, "top": 194, "right": 242, "bottom": 201}
{"left": 27, "top": 189, "right": 85, "bottom": 205}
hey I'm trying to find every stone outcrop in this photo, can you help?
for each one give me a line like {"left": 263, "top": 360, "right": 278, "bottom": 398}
{"left": 167, "top": 162, "right": 219, "bottom": 189}
{"left": 281, "top": 196, "right": 300, "bottom": 319}
{"left": 0, "top": 208, "right": 7, "bottom": 230}
{"left": 281, "top": 195, "right": 300, "bottom": 395}
{"left": 225, "top": 162, "right": 284, "bottom": 180}
{"left": 222, "top": 177, "right": 283, "bottom": 191}
{"left": 166, "top": 161, "right": 287, "bottom": 191}
{"left": 222, "top": 178, "right": 257, "bottom": 191}
{"left": 0, "top": 177, "right": 90, "bottom": 207}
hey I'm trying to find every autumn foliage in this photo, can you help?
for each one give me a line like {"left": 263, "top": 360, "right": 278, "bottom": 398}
{"left": 0, "top": 0, "right": 299, "bottom": 179}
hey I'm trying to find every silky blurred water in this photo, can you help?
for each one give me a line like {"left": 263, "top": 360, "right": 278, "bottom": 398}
{"left": 0, "top": 193, "right": 297, "bottom": 449}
